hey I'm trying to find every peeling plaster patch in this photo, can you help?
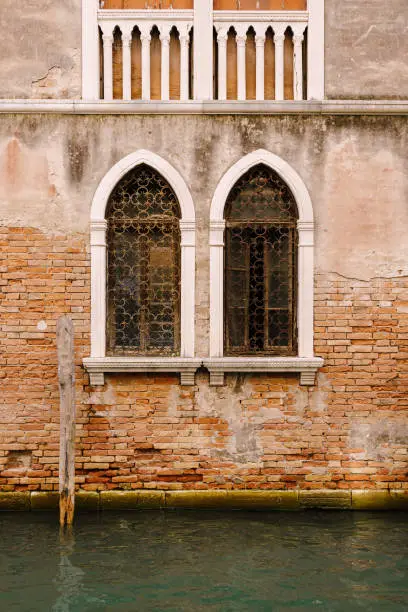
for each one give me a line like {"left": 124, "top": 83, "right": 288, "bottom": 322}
{"left": 5, "top": 450, "right": 32, "bottom": 471}
{"left": 31, "top": 65, "right": 61, "bottom": 85}
{"left": 350, "top": 420, "right": 408, "bottom": 461}
{"left": 164, "top": 384, "right": 185, "bottom": 420}
{"left": 30, "top": 50, "right": 81, "bottom": 99}
{"left": 309, "top": 373, "right": 331, "bottom": 414}
{"left": 37, "top": 320, "right": 47, "bottom": 332}
{"left": 291, "top": 374, "right": 330, "bottom": 418}
{"left": 0, "top": 0, "right": 81, "bottom": 99}
{"left": 320, "top": 137, "right": 408, "bottom": 279}
{"left": 196, "top": 375, "right": 286, "bottom": 464}
{"left": 86, "top": 382, "right": 117, "bottom": 407}
{"left": 0, "top": 137, "right": 50, "bottom": 197}
{"left": 0, "top": 132, "right": 85, "bottom": 235}
{"left": 293, "top": 386, "right": 309, "bottom": 417}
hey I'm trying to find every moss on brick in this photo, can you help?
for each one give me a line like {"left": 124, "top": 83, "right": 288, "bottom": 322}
{"left": 227, "top": 490, "right": 300, "bottom": 510}
{"left": 137, "top": 491, "right": 164, "bottom": 509}
{"left": 0, "top": 492, "right": 30, "bottom": 511}
{"left": 31, "top": 492, "right": 59, "bottom": 511}
{"left": 299, "top": 490, "right": 352, "bottom": 509}
{"left": 100, "top": 491, "right": 140, "bottom": 510}
{"left": 352, "top": 490, "right": 408, "bottom": 510}
{"left": 165, "top": 490, "right": 229, "bottom": 509}
{"left": 76, "top": 491, "right": 99, "bottom": 511}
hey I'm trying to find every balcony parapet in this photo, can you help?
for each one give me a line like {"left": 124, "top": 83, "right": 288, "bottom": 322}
{"left": 82, "top": 0, "right": 324, "bottom": 103}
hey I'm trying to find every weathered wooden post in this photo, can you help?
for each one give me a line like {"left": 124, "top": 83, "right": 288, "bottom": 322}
{"left": 57, "top": 316, "right": 76, "bottom": 527}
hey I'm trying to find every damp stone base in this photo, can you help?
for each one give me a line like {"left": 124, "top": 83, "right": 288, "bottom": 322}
{"left": 0, "top": 490, "right": 408, "bottom": 512}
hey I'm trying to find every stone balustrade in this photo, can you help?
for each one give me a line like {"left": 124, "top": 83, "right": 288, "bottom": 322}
{"left": 82, "top": 0, "right": 324, "bottom": 102}
{"left": 98, "top": 10, "right": 193, "bottom": 100}
{"left": 214, "top": 12, "right": 308, "bottom": 101}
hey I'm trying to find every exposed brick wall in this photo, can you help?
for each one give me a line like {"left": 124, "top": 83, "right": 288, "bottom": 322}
{"left": 0, "top": 227, "right": 90, "bottom": 491}
{"left": 0, "top": 228, "right": 407, "bottom": 492}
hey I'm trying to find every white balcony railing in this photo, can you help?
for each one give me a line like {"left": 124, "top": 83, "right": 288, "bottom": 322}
{"left": 214, "top": 11, "right": 308, "bottom": 101}
{"left": 99, "top": 9, "right": 193, "bottom": 100}
{"left": 82, "top": 0, "right": 324, "bottom": 103}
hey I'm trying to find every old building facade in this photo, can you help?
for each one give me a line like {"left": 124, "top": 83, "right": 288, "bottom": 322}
{"left": 0, "top": 0, "right": 407, "bottom": 506}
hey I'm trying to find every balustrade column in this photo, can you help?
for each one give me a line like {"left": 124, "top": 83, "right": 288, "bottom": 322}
{"left": 274, "top": 26, "right": 286, "bottom": 101}
{"left": 180, "top": 30, "right": 190, "bottom": 101}
{"left": 122, "top": 31, "right": 132, "bottom": 101}
{"left": 141, "top": 30, "right": 151, "bottom": 101}
{"left": 293, "top": 26, "right": 305, "bottom": 101}
{"left": 160, "top": 28, "right": 171, "bottom": 101}
{"left": 236, "top": 32, "right": 247, "bottom": 101}
{"left": 255, "top": 34, "right": 265, "bottom": 101}
{"left": 102, "top": 32, "right": 114, "bottom": 101}
{"left": 217, "top": 30, "right": 228, "bottom": 101}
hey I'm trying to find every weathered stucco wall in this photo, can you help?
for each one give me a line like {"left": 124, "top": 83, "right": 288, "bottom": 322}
{"left": 0, "top": 0, "right": 81, "bottom": 99}
{"left": 0, "top": 114, "right": 407, "bottom": 492}
{"left": 325, "top": 0, "right": 408, "bottom": 99}
{"left": 0, "top": 114, "right": 407, "bottom": 292}
{"left": 0, "top": 0, "right": 408, "bottom": 100}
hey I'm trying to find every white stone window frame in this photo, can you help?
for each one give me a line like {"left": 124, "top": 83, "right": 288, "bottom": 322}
{"left": 204, "top": 149, "right": 323, "bottom": 386}
{"left": 83, "top": 150, "right": 201, "bottom": 386}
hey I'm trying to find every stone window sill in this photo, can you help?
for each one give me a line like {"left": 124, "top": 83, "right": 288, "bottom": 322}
{"left": 83, "top": 357, "right": 202, "bottom": 386}
{"left": 202, "top": 357, "right": 324, "bottom": 386}
{"left": 83, "top": 356, "right": 323, "bottom": 387}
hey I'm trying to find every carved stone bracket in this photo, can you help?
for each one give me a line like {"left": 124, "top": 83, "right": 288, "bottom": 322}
{"left": 84, "top": 357, "right": 202, "bottom": 387}
{"left": 203, "top": 357, "right": 324, "bottom": 387}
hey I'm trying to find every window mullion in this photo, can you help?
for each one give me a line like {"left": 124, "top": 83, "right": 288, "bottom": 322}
{"left": 140, "top": 232, "right": 149, "bottom": 353}
{"left": 244, "top": 239, "right": 250, "bottom": 352}
{"left": 288, "top": 226, "right": 295, "bottom": 354}
{"left": 264, "top": 233, "right": 269, "bottom": 351}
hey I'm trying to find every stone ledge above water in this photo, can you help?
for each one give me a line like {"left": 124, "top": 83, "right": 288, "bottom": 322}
{"left": 1, "top": 490, "right": 408, "bottom": 512}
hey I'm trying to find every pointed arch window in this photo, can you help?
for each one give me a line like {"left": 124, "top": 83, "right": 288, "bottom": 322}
{"left": 106, "top": 164, "right": 181, "bottom": 355}
{"left": 206, "top": 149, "right": 323, "bottom": 387}
{"left": 224, "top": 164, "right": 297, "bottom": 356}
{"left": 84, "top": 150, "right": 199, "bottom": 386}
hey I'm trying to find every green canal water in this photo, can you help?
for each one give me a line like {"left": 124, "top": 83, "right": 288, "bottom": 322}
{"left": 0, "top": 510, "right": 407, "bottom": 611}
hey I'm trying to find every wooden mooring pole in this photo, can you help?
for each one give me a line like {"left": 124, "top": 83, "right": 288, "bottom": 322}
{"left": 57, "top": 316, "right": 76, "bottom": 527}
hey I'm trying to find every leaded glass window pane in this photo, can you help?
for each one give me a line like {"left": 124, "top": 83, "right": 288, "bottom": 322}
{"left": 224, "top": 164, "right": 297, "bottom": 356}
{"left": 106, "top": 165, "right": 181, "bottom": 355}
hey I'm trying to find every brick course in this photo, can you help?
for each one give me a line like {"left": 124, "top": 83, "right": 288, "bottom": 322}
{"left": 1, "top": 227, "right": 407, "bottom": 492}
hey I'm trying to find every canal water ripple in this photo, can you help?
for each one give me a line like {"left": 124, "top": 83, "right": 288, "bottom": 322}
{"left": 0, "top": 510, "right": 407, "bottom": 611}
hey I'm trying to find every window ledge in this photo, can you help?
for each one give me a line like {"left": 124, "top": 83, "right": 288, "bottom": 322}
{"left": 83, "top": 357, "right": 202, "bottom": 386}
{"left": 3, "top": 100, "right": 408, "bottom": 116}
{"left": 83, "top": 356, "right": 323, "bottom": 387}
{"left": 202, "top": 357, "right": 324, "bottom": 387}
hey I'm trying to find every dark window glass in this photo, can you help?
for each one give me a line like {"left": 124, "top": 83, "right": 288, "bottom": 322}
{"left": 224, "top": 164, "right": 297, "bottom": 355}
{"left": 106, "top": 165, "right": 181, "bottom": 355}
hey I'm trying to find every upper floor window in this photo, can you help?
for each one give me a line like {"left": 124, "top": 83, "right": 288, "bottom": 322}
{"left": 224, "top": 164, "right": 297, "bottom": 356}
{"left": 106, "top": 164, "right": 181, "bottom": 355}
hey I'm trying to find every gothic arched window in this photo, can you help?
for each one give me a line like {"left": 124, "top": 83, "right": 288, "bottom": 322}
{"left": 106, "top": 164, "right": 181, "bottom": 355}
{"left": 224, "top": 164, "right": 298, "bottom": 356}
